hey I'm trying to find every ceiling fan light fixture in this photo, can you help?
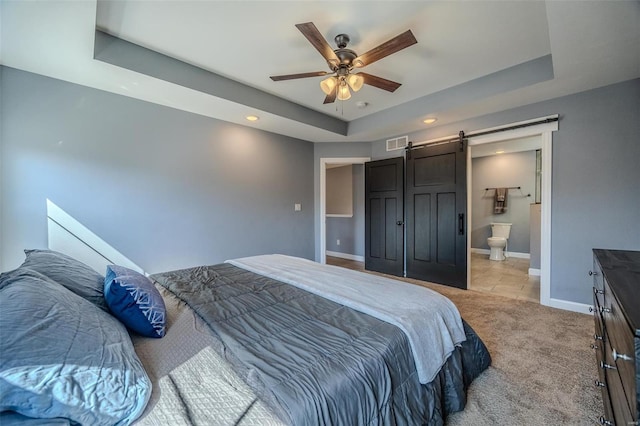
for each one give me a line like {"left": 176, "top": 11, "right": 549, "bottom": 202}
{"left": 320, "top": 76, "right": 338, "bottom": 95}
{"left": 337, "top": 83, "right": 352, "bottom": 101}
{"left": 346, "top": 74, "right": 364, "bottom": 92}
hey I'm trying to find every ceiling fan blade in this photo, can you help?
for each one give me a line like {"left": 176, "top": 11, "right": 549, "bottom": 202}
{"left": 358, "top": 72, "right": 402, "bottom": 92}
{"left": 323, "top": 87, "right": 337, "bottom": 104}
{"left": 270, "top": 71, "right": 329, "bottom": 81}
{"left": 353, "top": 30, "right": 417, "bottom": 68}
{"left": 295, "top": 22, "right": 340, "bottom": 68}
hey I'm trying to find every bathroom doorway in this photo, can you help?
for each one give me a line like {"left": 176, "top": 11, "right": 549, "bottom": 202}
{"left": 467, "top": 116, "right": 560, "bottom": 307}
{"left": 468, "top": 136, "right": 541, "bottom": 301}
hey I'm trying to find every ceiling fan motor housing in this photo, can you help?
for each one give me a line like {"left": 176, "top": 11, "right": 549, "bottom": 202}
{"left": 329, "top": 34, "right": 358, "bottom": 71}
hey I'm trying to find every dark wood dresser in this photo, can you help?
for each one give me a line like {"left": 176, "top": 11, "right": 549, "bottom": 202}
{"left": 591, "top": 249, "right": 640, "bottom": 425}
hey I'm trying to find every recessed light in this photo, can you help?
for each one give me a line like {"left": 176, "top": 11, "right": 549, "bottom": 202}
{"left": 495, "top": 150, "right": 505, "bottom": 154}
{"left": 245, "top": 115, "right": 259, "bottom": 122}
{"left": 423, "top": 118, "right": 437, "bottom": 125}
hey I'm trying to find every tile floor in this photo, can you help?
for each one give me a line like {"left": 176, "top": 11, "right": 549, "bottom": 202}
{"left": 469, "top": 252, "right": 540, "bottom": 302}
{"left": 326, "top": 252, "right": 540, "bottom": 303}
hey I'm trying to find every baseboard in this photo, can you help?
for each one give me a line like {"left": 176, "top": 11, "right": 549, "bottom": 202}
{"left": 545, "top": 298, "right": 592, "bottom": 315}
{"left": 506, "top": 251, "right": 530, "bottom": 259}
{"left": 470, "top": 248, "right": 530, "bottom": 259}
{"left": 528, "top": 268, "right": 541, "bottom": 276}
{"left": 470, "top": 248, "right": 491, "bottom": 255}
{"left": 326, "top": 251, "right": 364, "bottom": 262}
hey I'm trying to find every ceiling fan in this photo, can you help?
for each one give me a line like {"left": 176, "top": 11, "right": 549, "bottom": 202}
{"left": 270, "top": 22, "right": 418, "bottom": 104}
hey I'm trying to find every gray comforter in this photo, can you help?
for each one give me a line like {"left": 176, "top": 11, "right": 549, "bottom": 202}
{"left": 151, "top": 263, "right": 491, "bottom": 425}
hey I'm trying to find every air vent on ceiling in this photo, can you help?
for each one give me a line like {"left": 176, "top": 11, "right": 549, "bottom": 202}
{"left": 386, "top": 136, "right": 409, "bottom": 152}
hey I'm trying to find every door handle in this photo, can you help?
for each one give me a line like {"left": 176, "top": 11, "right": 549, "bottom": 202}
{"left": 396, "top": 220, "right": 404, "bottom": 226}
{"left": 458, "top": 213, "right": 464, "bottom": 235}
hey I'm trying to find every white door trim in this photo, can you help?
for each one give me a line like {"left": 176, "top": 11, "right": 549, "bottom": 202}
{"left": 320, "top": 157, "right": 370, "bottom": 264}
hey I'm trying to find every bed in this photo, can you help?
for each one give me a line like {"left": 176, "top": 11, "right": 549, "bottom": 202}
{"left": 0, "top": 249, "right": 491, "bottom": 425}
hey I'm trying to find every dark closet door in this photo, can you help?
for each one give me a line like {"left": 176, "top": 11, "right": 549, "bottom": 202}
{"left": 406, "top": 141, "right": 467, "bottom": 288}
{"left": 365, "top": 157, "right": 404, "bottom": 277}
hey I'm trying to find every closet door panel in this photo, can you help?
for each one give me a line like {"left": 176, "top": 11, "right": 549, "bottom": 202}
{"left": 407, "top": 141, "right": 467, "bottom": 288}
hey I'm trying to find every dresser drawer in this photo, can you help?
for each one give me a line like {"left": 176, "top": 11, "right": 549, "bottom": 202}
{"left": 635, "top": 337, "right": 640, "bottom": 418}
{"left": 604, "top": 279, "right": 637, "bottom": 416}
{"left": 592, "top": 258, "right": 605, "bottom": 307}
{"left": 604, "top": 347, "right": 635, "bottom": 424}
{"left": 593, "top": 295, "right": 606, "bottom": 376}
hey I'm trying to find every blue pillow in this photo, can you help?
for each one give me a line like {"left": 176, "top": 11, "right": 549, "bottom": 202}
{"left": 105, "top": 265, "right": 166, "bottom": 338}
{"left": 19, "top": 249, "right": 109, "bottom": 312}
{"left": 0, "top": 267, "right": 151, "bottom": 425}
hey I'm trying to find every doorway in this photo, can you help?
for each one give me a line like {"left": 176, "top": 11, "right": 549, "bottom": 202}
{"left": 466, "top": 116, "right": 557, "bottom": 306}
{"left": 468, "top": 137, "right": 541, "bottom": 302}
{"left": 320, "top": 157, "right": 370, "bottom": 265}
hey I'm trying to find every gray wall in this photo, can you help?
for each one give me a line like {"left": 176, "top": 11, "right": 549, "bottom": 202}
{"left": 326, "top": 165, "right": 353, "bottom": 215}
{"left": 326, "top": 164, "right": 364, "bottom": 257}
{"left": 471, "top": 151, "right": 537, "bottom": 253}
{"left": 371, "top": 78, "right": 640, "bottom": 304}
{"left": 1, "top": 67, "right": 315, "bottom": 273}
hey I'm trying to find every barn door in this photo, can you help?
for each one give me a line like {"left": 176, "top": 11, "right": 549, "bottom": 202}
{"left": 406, "top": 140, "right": 467, "bottom": 288}
{"left": 364, "top": 157, "right": 404, "bottom": 277}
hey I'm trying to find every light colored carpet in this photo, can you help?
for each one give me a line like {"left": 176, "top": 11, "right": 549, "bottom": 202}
{"left": 332, "top": 260, "right": 602, "bottom": 425}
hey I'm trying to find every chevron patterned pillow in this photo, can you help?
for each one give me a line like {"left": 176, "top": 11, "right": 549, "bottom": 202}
{"left": 104, "top": 265, "right": 166, "bottom": 338}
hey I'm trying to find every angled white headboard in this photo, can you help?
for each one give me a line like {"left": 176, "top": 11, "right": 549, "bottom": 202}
{"left": 46, "top": 199, "right": 144, "bottom": 275}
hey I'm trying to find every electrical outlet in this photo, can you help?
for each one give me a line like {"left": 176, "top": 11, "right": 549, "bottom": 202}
{"left": 294, "top": 203, "right": 301, "bottom": 211}
{"left": 337, "top": 239, "right": 340, "bottom": 246}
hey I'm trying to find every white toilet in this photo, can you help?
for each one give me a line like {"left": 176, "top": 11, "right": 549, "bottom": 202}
{"left": 487, "top": 223, "right": 512, "bottom": 261}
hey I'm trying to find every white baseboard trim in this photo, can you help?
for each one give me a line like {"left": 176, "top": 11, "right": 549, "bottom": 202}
{"left": 470, "top": 248, "right": 530, "bottom": 259}
{"left": 544, "top": 298, "right": 592, "bottom": 315}
{"left": 470, "top": 248, "right": 490, "bottom": 255}
{"left": 506, "top": 251, "right": 530, "bottom": 259}
{"left": 528, "top": 268, "right": 541, "bottom": 276}
{"left": 326, "top": 251, "right": 365, "bottom": 262}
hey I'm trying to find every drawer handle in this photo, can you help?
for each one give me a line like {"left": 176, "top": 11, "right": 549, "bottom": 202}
{"left": 599, "top": 306, "right": 611, "bottom": 314}
{"left": 590, "top": 343, "right": 598, "bottom": 350}
{"left": 589, "top": 270, "right": 598, "bottom": 276}
{"left": 593, "top": 287, "right": 604, "bottom": 295}
{"left": 594, "top": 334, "right": 603, "bottom": 341}
{"left": 600, "top": 361, "right": 616, "bottom": 370}
{"left": 598, "top": 416, "right": 613, "bottom": 425}
{"left": 612, "top": 348, "right": 632, "bottom": 362}
{"left": 594, "top": 379, "right": 606, "bottom": 388}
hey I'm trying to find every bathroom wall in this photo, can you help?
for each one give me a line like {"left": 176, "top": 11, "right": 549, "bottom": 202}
{"left": 529, "top": 203, "right": 541, "bottom": 269}
{"left": 471, "top": 150, "right": 537, "bottom": 254}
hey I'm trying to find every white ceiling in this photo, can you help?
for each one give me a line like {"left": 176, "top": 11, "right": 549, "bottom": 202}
{"left": 2, "top": 1, "right": 639, "bottom": 143}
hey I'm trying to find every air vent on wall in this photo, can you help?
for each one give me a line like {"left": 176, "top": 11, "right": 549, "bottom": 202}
{"left": 386, "top": 136, "right": 409, "bottom": 151}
